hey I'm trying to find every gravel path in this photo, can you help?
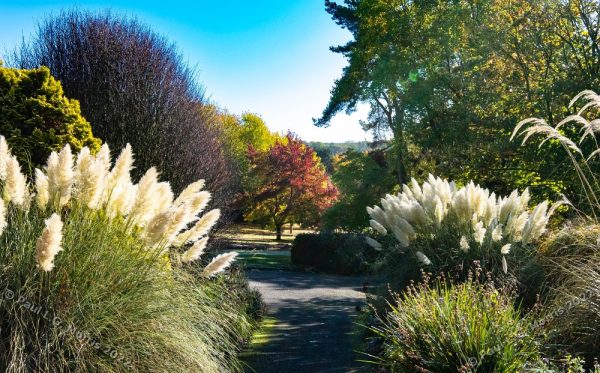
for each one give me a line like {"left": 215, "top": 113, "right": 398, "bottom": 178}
{"left": 243, "top": 269, "right": 371, "bottom": 373}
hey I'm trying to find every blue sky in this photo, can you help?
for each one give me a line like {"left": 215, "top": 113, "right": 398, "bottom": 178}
{"left": 0, "top": 0, "right": 370, "bottom": 142}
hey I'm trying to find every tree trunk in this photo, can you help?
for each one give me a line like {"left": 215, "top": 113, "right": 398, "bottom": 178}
{"left": 289, "top": 222, "right": 293, "bottom": 234}
{"left": 275, "top": 224, "right": 283, "bottom": 241}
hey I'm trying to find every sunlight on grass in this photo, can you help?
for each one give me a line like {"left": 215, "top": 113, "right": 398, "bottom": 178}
{"left": 248, "top": 316, "right": 278, "bottom": 347}
{"left": 236, "top": 251, "right": 293, "bottom": 270}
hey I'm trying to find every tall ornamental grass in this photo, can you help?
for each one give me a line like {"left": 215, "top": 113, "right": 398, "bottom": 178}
{"left": 0, "top": 137, "right": 241, "bottom": 372}
{"left": 512, "top": 90, "right": 600, "bottom": 368}
{"left": 372, "top": 275, "right": 540, "bottom": 372}
{"left": 366, "top": 174, "right": 559, "bottom": 278}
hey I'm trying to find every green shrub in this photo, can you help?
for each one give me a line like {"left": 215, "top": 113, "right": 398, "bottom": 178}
{"left": 291, "top": 232, "right": 376, "bottom": 275}
{"left": 373, "top": 276, "right": 540, "bottom": 372}
{"left": 0, "top": 139, "right": 246, "bottom": 372}
{"left": 322, "top": 149, "right": 397, "bottom": 233}
{"left": 0, "top": 65, "right": 100, "bottom": 169}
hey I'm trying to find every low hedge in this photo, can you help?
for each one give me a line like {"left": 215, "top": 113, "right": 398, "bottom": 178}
{"left": 291, "top": 232, "right": 377, "bottom": 275}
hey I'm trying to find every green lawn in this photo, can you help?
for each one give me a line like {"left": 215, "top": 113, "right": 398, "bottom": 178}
{"left": 235, "top": 251, "right": 294, "bottom": 270}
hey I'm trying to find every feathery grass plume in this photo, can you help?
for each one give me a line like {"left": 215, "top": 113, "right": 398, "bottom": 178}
{"left": 0, "top": 136, "right": 9, "bottom": 180}
{"left": 0, "top": 199, "right": 6, "bottom": 236}
{"left": 174, "top": 179, "right": 206, "bottom": 206}
{"left": 173, "top": 209, "right": 221, "bottom": 247}
{"left": 367, "top": 174, "right": 553, "bottom": 274}
{"left": 107, "top": 181, "right": 137, "bottom": 218}
{"left": 96, "top": 143, "right": 112, "bottom": 175}
{"left": 46, "top": 145, "right": 75, "bottom": 207}
{"left": 143, "top": 204, "right": 192, "bottom": 247}
{"left": 108, "top": 143, "right": 134, "bottom": 189}
{"left": 201, "top": 252, "right": 238, "bottom": 277}
{"left": 181, "top": 236, "right": 209, "bottom": 263}
{"left": 74, "top": 147, "right": 106, "bottom": 209}
{"left": 155, "top": 182, "right": 174, "bottom": 216}
{"left": 369, "top": 219, "right": 387, "bottom": 235}
{"left": 185, "top": 191, "right": 211, "bottom": 218}
{"left": 3, "top": 156, "right": 28, "bottom": 207}
{"left": 460, "top": 236, "right": 469, "bottom": 252}
{"left": 35, "top": 213, "right": 64, "bottom": 272}
{"left": 105, "top": 144, "right": 135, "bottom": 216}
{"left": 34, "top": 168, "right": 50, "bottom": 210}
{"left": 501, "top": 244, "right": 511, "bottom": 255}
{"left": 415, "top": 251, "right": 431, "bottom": 266}
{"left": 129, "top": 167, "right": 160, "bottom": 225}
{"left": 365, "top": 236, "right": 382, "bottom": 251}
{"left": 511, "top": 91, "right": 600, "bottom": 220}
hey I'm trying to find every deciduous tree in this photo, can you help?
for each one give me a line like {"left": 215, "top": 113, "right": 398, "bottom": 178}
{"left": 245, "top": 134, "right": 339, "bottom": 240}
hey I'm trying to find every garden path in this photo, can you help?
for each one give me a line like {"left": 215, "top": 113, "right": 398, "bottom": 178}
{"left": 242, "top": 269, "right": 370, "bottom": 373}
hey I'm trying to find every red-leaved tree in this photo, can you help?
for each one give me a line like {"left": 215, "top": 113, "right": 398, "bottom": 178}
{"left": 245, "top": 134, "right": 339, "bottom": 240}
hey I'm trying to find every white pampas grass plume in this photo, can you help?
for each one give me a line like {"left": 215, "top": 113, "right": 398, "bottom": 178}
{"left": 0, "top": 136, "right": 10, "bottom": 180}
{"left": 3, "top": 156, "right": 28, "bottom": 207}
{"left": 460, "top": 236, "right": 470, "bottom": 252}
{"left": 501, "top": 244, "right": 511, "bottom": 255}
{"left": 185, "top": 191, "right": 211, "bottom": 218}
{"left": 491, "top": 225, "right": 503, "bottom": 242}
{"left": 365, "top": 236, "right": 382, "bottom": 251}
{"left": 0, "top": 199, "right": 6, "bottom": 236}
{"left": 74, "top": 147, "right": 106, "bottom": 209}
{"left": 96, "top": 143, "right": 111, "bottom": 173}
{"left": 369, "top": 219, "right": 387, "bottom": 235}
{"left": 142, "top": 210, "right": 173, "bottom": 247}
{"left": 144, "top": 204, "right": 193, "bottom": 247}
{"left": 107, "top": 182, "right": 137, "bottom": 218}
{"left": 181, "top": 237, "right": 209, "bottom": 263}
{"left": 415, "top": 251, "right": 432, "bottom": 266}
{"left": 502, "top": 256, "right": 508, "bottom": 274}
{"left": 173, "top": 209, "right": 221, "bottom": 247}
{"left": 174, "top": 179, "right": 206, "bottom": 206}
{"left": 473, "top": 222, "right": 486, "bottom": 245}
{"left": 34, "top": 168, "right": 50, "bottom": 210}
{"left": 129, "top": 167, "right": 160, "bottom": 225}
{"left": 155, "top": 182, "right": 174, "bottom": 216}
{"left": 46, "top": 146, "right": 74, "bottom": 207}
{"left": 109, "top": 144, "right": 134, "bottom": 188}
{"left": 35, "top": 213, "right": 64, "bottom": 272}
{"left": 201, "top": 252, "right": 238, "bottom": 277}
{"left": 392, "top": 226, "right": 410, "bottom": 247}
{"left": 105, "top": 144, "right": 133, "bottom": 208}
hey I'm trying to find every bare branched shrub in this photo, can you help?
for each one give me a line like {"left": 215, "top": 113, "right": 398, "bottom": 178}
{"left": 7, "top": 10, "right": 237, "bottom": 216}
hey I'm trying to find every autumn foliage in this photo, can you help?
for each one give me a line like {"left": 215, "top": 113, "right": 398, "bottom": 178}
{"left": 245, "top": 134, "right": 338, "bottom": 239}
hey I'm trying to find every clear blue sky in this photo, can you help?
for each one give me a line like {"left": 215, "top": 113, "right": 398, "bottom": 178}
{"left": 0, "top": 0, "right": 370, "bottom": 142}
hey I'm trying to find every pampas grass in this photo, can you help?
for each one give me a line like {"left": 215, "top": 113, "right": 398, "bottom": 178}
{"left": 202, "top": 252, "right": 239, "bottom": 278}
{"left": 367, "top": 174, "right": 556, "bottom": 276}
{"left": 0, "top": 137, "right": 243, "bottom": 372}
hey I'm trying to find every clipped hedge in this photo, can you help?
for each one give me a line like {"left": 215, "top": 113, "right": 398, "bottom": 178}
{"left": 291, "top": 232, "right": 377, "bottom": 275}
{"left": 0, "top": 65, "right": 101, "bottom": 168}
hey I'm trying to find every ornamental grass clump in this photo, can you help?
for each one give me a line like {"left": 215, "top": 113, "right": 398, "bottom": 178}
{"left": 511, "top": 91, "right": 600, "bottom": 366}
{"left": 0, "top": 136, "right": 241, "bottom": 372}
{"left": 366, "top": 174, "right": 559, "bottom": 277}
{"left": 372, "top": 275, "right": 540, "bottom": 372}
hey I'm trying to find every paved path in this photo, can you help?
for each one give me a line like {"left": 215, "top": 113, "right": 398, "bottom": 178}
{"left": 243, "top": 269, "right": 370, "bottom": 373}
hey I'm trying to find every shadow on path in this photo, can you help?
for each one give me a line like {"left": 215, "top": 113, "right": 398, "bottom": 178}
{"left": 242, "top": 270, "right": 371, "bottom": 373}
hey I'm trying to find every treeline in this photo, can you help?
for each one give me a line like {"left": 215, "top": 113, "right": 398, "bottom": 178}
{"left": 1, "top": 9, "right": 338, "bottom": 238}
{"left": 317, "top": 0, "right": 600, "bottom": 213}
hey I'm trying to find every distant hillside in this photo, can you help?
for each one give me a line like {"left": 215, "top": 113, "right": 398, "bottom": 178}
{"left": 308, "top": 141, "right": 370, "bottom": 155}
{"left": 307, "top": 141, "right": 371, "bottom": 174}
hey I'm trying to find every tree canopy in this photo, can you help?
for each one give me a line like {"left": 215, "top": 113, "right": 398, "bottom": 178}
{"left": 244, "top": 134, "right": 339, "bottom": 239}
{"left": 317, "top": 0, "right": 600, "bottom": 202}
